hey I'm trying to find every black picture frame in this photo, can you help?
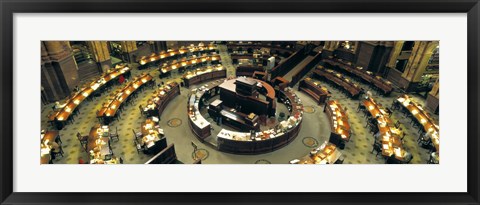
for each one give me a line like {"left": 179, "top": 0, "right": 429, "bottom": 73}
{"left": 1, "top": 0, "right": 479, "bottom": 204}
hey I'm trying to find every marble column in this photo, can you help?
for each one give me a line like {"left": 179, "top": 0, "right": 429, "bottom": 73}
{"left": 41, "top": 41, "right": 80, "bottom": 102}
{"left": 386, "top": 41, "right": 405, "bottom": 68}
{"left": 120, "top": 41, "right": 138, "bottom": 63}
{"left": 150, "top": 41, "right": 168, "bottom": 53}
{"left": 87, "top": 41, "right": 112, "bottom": 72}
{"left": 354, "top": 41, "right": 393, "bottom": 75}
{"left": 322, "top": 41, "right": 339, "bottom": 57}
{"left": 426, "top": 78, "right": 439, "bottom": 113}
{"left": 397, "top": 41, "right": 439, "bottom": 91}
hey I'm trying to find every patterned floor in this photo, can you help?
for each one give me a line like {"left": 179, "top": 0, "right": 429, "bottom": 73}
{"left": 41, "top": 45, "right": 439, "bottom": 164}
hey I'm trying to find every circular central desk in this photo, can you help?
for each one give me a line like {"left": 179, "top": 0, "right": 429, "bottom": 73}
{"left": 187, "top": 77, "right": 304, "bottom": 155}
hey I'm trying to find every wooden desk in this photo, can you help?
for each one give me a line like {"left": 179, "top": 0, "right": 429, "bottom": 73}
{"left": 298, "top": 78, "right": 330, "bottom": 105}
{"left": 295, "top": 142, "right": 342, "bottom": 164}
{"left": 40, "top": 130, "right": 59, "bottom": 164}
{"left": 187, "top": 80, "right": 224, "bottom": 140}
{"left": 87, "top": 124, "right": 112, "bottom": 163}
{"left": 219, "top": 78, "right": 274, "bottom": 117}
{"left": 216, "top": 99, "right": 302, "bottom": 155}
{"left": 397, "top": 95, "right": 440, "bottom": 153}
{"left": 48, "top": 66, "right": 131, "bottom": 127}
{"left": 271, "top": 76, "right": 289, "bottom": 91}
{"left": 323, "top": 58, "right": 393, "bottom": 95}
{"left": 140, "top": 119, "right": 163, "bottom": 148}
{"left": 144, "top": 81, "right": 180, "bottom": 118}
{"left": 313, "top": 66, "right": 362, "bottom": 98}
{"left": 159, "top": 54, "right": 221, "bottom": 74}
{"left": 138, "top": 45, "right": 217, "bottom": 66}
{"left": 363, "top": 97, "right": 406, "bottom": 159}
{"left": 324, "top": 100, "right": 351, "bottom": 141}
{"left": 41, "top": 130, "right": 59, "bottom": 143}
{"left": 236, "top": 65, "right": 266, "bottom": 77}
{"left": 97, "top": 74, "right": 153, "bottom": 122}
{"left": 182, "top": 65, "right": 227, "bottom": 87}
{"left": 216, "top": 108, "right": 260, "bottom": 132}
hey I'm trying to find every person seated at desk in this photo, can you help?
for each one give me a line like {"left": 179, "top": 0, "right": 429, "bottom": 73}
{"left": 365, "top": 90, "right": 373, "bottom": 99}
{"left": 47, "top": 141, "right": 61, "bottom": 160}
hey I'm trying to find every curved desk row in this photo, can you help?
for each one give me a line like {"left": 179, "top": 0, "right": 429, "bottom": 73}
{"left": 324, "top": 100, "right": 351, "bottom": 142}
{"left": 97, "top": 74, "right": 153, "bottom": 123}
{"left": 48, "top": 66, "right": 131, "bottom": 129}
{"left": 396, "top": 95, "right": 439, "bottom": 153}
{"left": 216, "top": 88, "right": 303, "bottom": 154}
{"left": 313, "top": 66, "right": 362, "bottom": 98}
{"left": 143, "top": 82, "right": 180, "bottom": 119}
{"left": 159, "top": 54, "right": 221, "bottom": 75}
{"left": 298, "top": 78, "right": 330, "bottom": 105}
{"left": 182, "top": 65, "right": 227, "bottom": 87}
{"left": 138, "top": 45, "right": 217, "bottom": 66}
{"left": 323, "top": 57, "right": 394, "bottom": 95}
{"left": 227, "top": 43, "right": 296, "bottom": 57}
{"left": 363, "top": 97, "right": 409, "bottom": 162}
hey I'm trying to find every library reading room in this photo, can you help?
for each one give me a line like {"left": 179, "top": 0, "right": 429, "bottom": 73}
{"left": 40, "top": 41, "right": 440, "bottom": 165}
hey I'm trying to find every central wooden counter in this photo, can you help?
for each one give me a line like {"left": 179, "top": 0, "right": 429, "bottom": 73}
{"left": 215, "top": 87, "right": 304, "bottom": 155}
{"left": 187, "top": 78, "right": 304, "bottom": 155}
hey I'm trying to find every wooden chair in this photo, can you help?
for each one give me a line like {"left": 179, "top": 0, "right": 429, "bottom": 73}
{"left": 77, "top": 132, "right": 88, "bottom": 146}
{"left": 109, "top": 126, "right": 120, "bottom": 142}
{"left": 133, "top": 139, "right": 145, "bottom": 154}
{"left": 52, "top": 147, "right": 64, "bottom": 159}
{"left": 371, "top": 142, "right": 382, "bottom": 157}
{"left": 132, "top": 129, "right": 142, "bottom": 139}
{"left": 394, "top": 120, "right": 401, "bottom": 129}
{"left": 139, "top": 105, "right": 145, "bottom": 116}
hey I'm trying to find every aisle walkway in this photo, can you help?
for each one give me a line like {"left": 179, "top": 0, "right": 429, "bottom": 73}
{"left": 282, "top": 55, "right": 315, "bottom": 82}
{"left": 218, "top": 45, "right": 236, "bottom": 77}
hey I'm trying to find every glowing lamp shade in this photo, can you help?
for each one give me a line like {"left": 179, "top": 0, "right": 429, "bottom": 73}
{"left": 420, "top": 118, "right": 427, "bottom": 124}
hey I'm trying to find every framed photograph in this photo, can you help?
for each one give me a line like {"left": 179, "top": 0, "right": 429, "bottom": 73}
{"left": 1, "top": 0, "right": 479, "bottom": 204}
